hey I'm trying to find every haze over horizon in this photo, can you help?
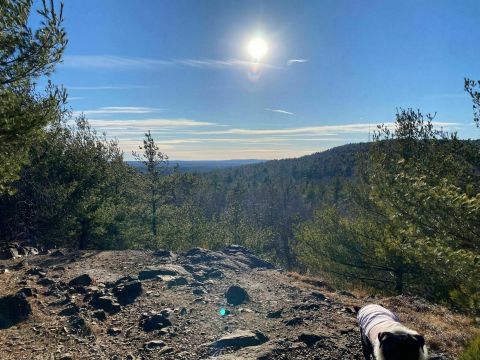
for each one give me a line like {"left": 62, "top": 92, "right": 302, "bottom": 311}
{"left": 47, "top": 0, "right": 480, "bottom": 160}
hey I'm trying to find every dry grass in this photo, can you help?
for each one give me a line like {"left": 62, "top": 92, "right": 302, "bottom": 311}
{"left": 287, "top": 271, "right": 479, "bottom": 358}
{"left": 381, "top": 296, "right": 478, "bottom": 356}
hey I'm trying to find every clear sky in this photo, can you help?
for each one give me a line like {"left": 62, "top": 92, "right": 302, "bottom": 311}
{"left": 44, "top": 0, "right": 480, "bottom": 160}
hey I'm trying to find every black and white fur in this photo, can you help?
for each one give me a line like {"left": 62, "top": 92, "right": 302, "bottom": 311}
{"left": 356, "top": 304, "right": 428, "bottom": 360}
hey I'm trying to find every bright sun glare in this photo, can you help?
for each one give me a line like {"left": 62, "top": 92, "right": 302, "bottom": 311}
{"left": 248, "top": 38, "right": 268, "bottom": 60}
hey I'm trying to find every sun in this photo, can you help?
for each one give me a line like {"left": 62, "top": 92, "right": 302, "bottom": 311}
{"left": 247, "top": 38, "right": 268, "bottom": 60}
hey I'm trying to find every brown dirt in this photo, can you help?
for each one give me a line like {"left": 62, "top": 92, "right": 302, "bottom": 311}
{"left": 0, "top": 248, "right": 476, "bottom": 359}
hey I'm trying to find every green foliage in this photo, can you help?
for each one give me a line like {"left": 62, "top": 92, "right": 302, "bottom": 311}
{"left": 133, "top": 130, "right": 169, "bottom": 236}
{"left": 295, "top": 108, "right": 480, "bottom": 313}
{"left": 0, "top": 117, "right": 133, "bottom": 250}
{"left": 465, "top": 78, "right": 480, "bottom": 127}
{"left": 0, "top": 0, "right": 67, "bottom": 194}
{"left": 459, "top": 334, "right": 480, "bottom": 360}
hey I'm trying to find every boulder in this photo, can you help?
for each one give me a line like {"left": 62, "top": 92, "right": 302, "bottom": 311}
{"left": 182, "top": 247, "right": 225, "bottom": 264}
{"left": 166, "top": 276, "right": 189, "bottom": 288}
{"left": 266, "top": 309, "right": 283, "bottom": 319}
{"left": 68, "top": 274, "right": 93, "bottom": 287}
{"left": 59, "top": 305, "right": 80, "bottom": 316}
{"left": 23, "top": 246, "right": 39, "bottom": 256}
{"left": 207, "top": 330, "right": 268, "bottom": 349}
{"left": 225, "top": 285, "right": 250, "bottom": 305}
{"left": 211, "top": 340, "right": 286, "bottom": 360}
{"left": 222, "top": 245, "right": 274, "bottom": 269}
{"left": 192, "top": 288, "right": 205, "bottom": 295}
{"left": 37, "top": 277, "right": 55, "bottom": 286}
{"left": 18, "top": 287, "right": 36, "bottom": 297}
{"left": 89, "top": 295, "right": 121, "bottom": 314}
{"left": 107, "top": 327, "right": 122, "bottom": 336}
{"left": 311, "top": 291, "right": 326, "bottom": 301}
{"left": 205, "top": 268, "right": 224, "bottom": 279}
{"left": 292, "top": 303, "right": 321, "bottom": 311}
{"left": 0, "top": 293, "right": 32, "bottom": 329}
{"left": 284, "top": 317, "right": 304, "bottom": 326}
{"left": 112, "top": 280, "right": 142, "bottom": 305}
{"left": 92, "top": 309, "right": 107, "bottom": 321}
{"left": 298, "top": 332, "right": 327, "bottom": 346}
{"left": 144, "top": 340, "right": 166, "bottom": 350}
{"left": 68, "top": 315, "right": 91, "bottom": 336}
{"left": 109, "top": 275, "right": 138, "bottom": 288}
{"left": 0, "top": 247, "right": 19, "bottom": 260}
{"left": 138, "top": 265, "right": 189, "bottom": 280}
{"left": 26, "top": 267, "right": 46, "bottom": 276}
{"left": 139, "top": 313, "right": 172, "bottom": 332}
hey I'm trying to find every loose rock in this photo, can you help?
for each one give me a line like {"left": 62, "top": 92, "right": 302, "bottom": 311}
{"left": 107, "top": 327, "right": 122, "bottom": 336}
{"left": 112, "top": 280, "right": 142, "bottom": 305}
{"left": 144, "top": 340, "right": 165, "bottom": 350}
{"left": 207, "top": 330, "right": 269, "bottom": 349}
{"left": 139, "top": 313, "right": 172, "bottom": 332}
{"left": 0, "top": 293, "right": 32, "bottom": 329}
{"left": 266, "top": 309, "right": 283, "bottom": 319}
{"left": 68, "top": 274, "right": 93, "bottom": 287}
{"left": 89, "top": 295, "right": 121, "bottom": 314}
{"left": 298, "top": 332, "right": 327, "bottom": 346}
{"left": 225, "top": 285, "right": 250, "bottom": 305}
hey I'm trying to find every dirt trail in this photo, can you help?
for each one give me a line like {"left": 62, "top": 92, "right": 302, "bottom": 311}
{"left": 0, "top": 246, "right": 472, "bottom": 359}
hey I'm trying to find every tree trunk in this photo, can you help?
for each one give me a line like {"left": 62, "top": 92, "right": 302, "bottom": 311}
{"left": 394, "top": 267, "right": 404, "bottom": 293}
{"left": 79, "top": 221, "right": 88, "bottom": 250}
{"left": 151, "top": 196, "right": 157, "bottom": 236}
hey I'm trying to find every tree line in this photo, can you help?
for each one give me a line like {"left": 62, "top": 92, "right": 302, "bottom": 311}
{"left": 0, "top": 1, "right": 479, "bottom": 315}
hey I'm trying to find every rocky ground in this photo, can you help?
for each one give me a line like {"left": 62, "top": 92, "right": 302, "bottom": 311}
{"left": 0, "top": 246, "right": 476, "bottom": 360}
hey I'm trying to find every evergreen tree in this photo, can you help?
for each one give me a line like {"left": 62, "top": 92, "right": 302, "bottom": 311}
{"left": 0, "top": 0, "right": 67, "bottom": 194}
{"left": 133, "top": 131, "right": 168, "bottom": 237}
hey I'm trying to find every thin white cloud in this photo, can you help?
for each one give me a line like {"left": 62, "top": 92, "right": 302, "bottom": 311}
{"left": 62, "top": 55, "right": 281, "bottom": 70}
{"left": 73, "top": 106, "right": 163, "bottom": 116}
{"left": 88, "top": 118, "right": 219, "bottom": 129}
{"left": 190, "top": 121, "right": 459, "bottom": 136}
{"left": 287, "top": 59, "right": 309, "bottom": 66}
{"left": 265, "top": 108, "right": 294, "bottom": 115}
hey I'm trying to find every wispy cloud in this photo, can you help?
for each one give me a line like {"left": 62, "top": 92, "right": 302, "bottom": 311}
{"left": 73, "top": 106, "right": 163, "bottom": 116}
{"left": 188, "top": 121, "right": 459, "bottom": 136}
{"left": 62, "top": 55, "right": 281, "bottom": 70}
{"left": 265, "top": 108, "right": 294, "bottom": 115}
{"left": 88, "top": 118, "right": 219, "bottom": 129}
{"left": 191, "top": 123, "right": 374, "bottom": 136}
{"left": 287, "top": 59, "right": 309, "bottom": 66}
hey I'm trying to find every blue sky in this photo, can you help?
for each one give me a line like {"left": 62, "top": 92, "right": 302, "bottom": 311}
{"left": 43, "top": 0, "right": 480, "bottom": 160}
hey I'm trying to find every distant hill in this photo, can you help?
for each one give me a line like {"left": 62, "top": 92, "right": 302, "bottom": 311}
{"left": 127, "top": 159, "right": 265, "bottom": 173}
{"left": 202, "top": 142, "right": 372, "bottom": 184}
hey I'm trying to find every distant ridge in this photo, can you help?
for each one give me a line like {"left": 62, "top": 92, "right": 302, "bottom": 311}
{"left": 127, "top": 159, "right": 265, "bottom": 173}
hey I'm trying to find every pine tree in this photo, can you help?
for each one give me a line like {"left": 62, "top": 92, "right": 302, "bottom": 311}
{"left": 133, "top": 131, "right": 168, "bottom": 237}
{"left": 0, "top": 0, "right": 68, "bottom": 194}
